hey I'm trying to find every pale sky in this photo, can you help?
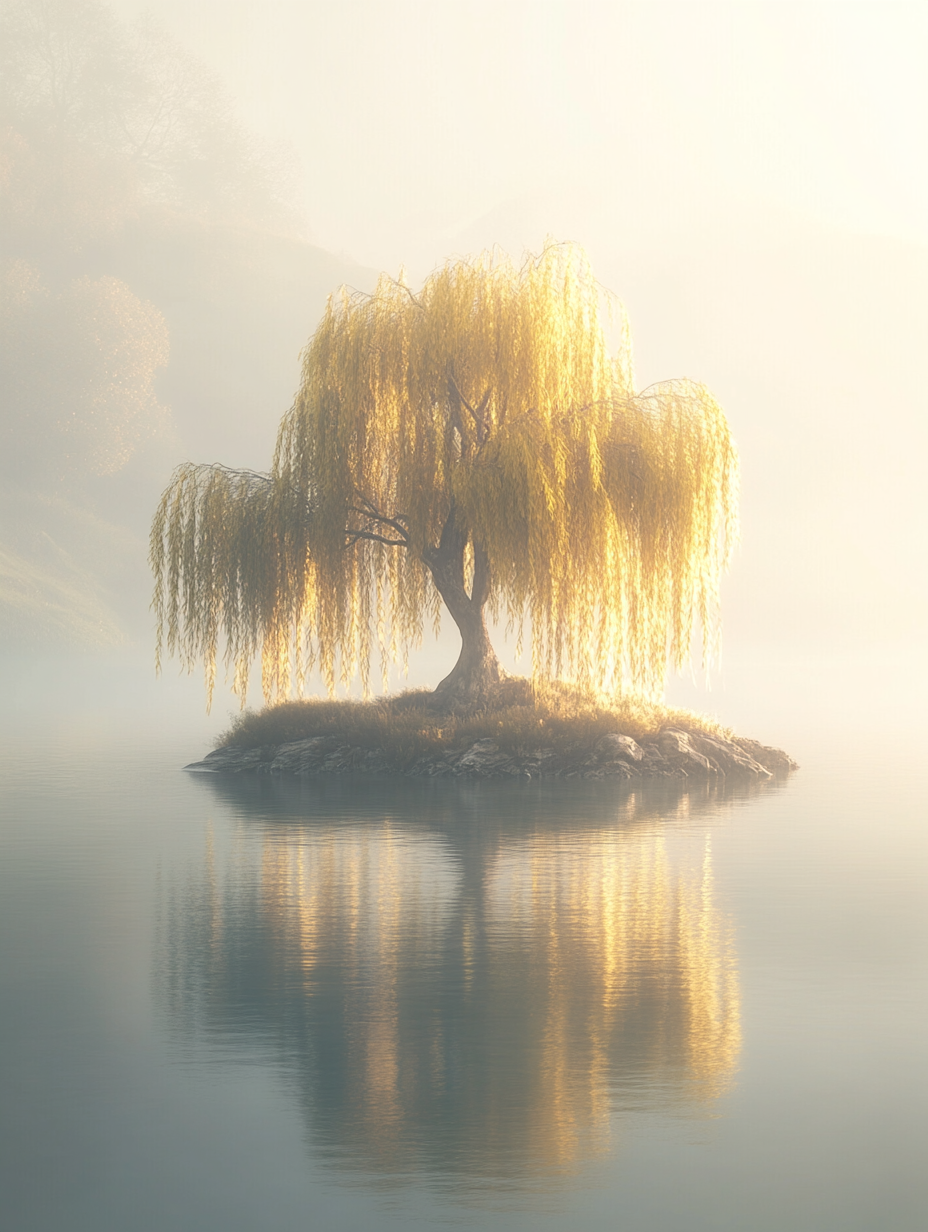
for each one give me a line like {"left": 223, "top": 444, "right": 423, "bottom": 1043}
{"left": 111, "top": 0, "right": 928, "bottom": 275}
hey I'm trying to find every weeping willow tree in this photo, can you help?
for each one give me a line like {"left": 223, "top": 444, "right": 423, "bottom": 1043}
{"left": 150, "top": 243, "right": 738, "bottom": 708}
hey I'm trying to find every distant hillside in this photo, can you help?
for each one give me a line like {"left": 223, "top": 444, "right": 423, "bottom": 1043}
{"left": 0, "top": 217, "right": 374, "bottom": 647}
{"left": 98, "top": 216, "right": 377, "bottom": 468}
{"left": 0, "top": 0, "right": 376, "bottom": 648}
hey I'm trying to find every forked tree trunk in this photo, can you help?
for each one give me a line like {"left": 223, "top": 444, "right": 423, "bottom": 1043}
{"left": 423, "top": 512, "right": 501, "bottom": 709}
{"left": 432, "top": 600, "right": 500, "bottom": 706}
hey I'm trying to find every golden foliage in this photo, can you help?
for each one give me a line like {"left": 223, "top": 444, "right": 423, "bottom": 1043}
{"left": 151, "top": 243, "right": 738, "bottom": 704}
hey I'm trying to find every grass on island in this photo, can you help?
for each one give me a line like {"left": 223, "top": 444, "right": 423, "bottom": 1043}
{"left": 218, "top": 677, "right": 731, "bottom": 769}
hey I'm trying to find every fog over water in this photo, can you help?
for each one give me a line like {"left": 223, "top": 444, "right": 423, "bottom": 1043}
{"left": 1, "top": 6, "right": 926, "bottom": 1227}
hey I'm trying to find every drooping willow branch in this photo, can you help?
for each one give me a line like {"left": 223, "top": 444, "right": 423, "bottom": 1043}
{"left": 151, "top": 242, "right": 739, "bottom": 706}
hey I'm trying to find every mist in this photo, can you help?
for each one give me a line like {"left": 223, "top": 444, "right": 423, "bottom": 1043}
{"left": 3, "top": 9, "right": 927, "bottom": 1229}
{"left": 2, "top": 0, "right": 925, "bottom": 747}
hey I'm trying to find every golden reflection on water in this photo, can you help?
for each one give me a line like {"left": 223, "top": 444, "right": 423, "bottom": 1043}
{"left": 484, "top": 832, "right": 740, "bottom": 1168}
{"left": 158, "top": 781, "right": 745, "bottom": 1180}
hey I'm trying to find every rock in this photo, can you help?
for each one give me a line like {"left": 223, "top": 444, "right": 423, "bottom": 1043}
{"left": 408, "top": 755, "right": 455, "bottom": 777}
{"left": 359, "top": 748, "right": 393, "bottom": 774}
{"left": 687, "top": 732, "right": 773, "bottom": 779}
{"left": 657, "top": 729, "right": 719, "bottom": 776}
{"left": 596, "top": 732, "right": 645, "bottom": 762}
{"left": 184, "top": 728, "right": 794, "bottom": 783}
{"left": 579, "top": 733, "right": 644, "bottom": 779}
{"left": 452, "top": 740, "right": 513, "bottom": 777}
{"left": 269, "top": 737, "right": 330, "bottom": 773}
{"left": 732, "top": 738, "right": 798, "bottom": 776}
{"left": 185, "top": 745, "right": 272, "bottom": 773}
{"left": 638, "top": 741, "right": 672, "bottom": 775}
{"left": 582, "top": 761, "right": 636, "bottom": 781}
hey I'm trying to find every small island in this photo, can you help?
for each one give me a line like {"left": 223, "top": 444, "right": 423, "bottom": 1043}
{"left": 153, "top": 246, "right": 793, "bottom": 781}
{"left": 186, "top": 678, "right": 795, "bottom": 782}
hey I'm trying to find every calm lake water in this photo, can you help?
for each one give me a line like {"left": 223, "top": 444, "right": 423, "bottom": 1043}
{"left": 1, "top": 686, "right": 926, "bottom": 1231}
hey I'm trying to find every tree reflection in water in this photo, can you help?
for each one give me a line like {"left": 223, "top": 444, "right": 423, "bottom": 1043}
{"left": 156, "top": 775, "right": 772, "bottom": 1183}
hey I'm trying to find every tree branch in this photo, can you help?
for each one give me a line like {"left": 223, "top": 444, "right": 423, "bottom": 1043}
{"left": 386, "top": 277, "right": 423, "bottom": 309}
{"left": 344, "top": 529, "right": 409, "bottom": 548}
{"left": 205, "top": 463, "right": 274, "bottom": 485}
{"left": 350, "top": 494, "right": 410, "bottom": 543}
{"left": 448, "top": 374, "right": 491, "bottom": 445}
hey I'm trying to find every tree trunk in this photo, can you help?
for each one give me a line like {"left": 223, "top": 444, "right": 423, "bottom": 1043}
{"left": 423, "top": 511, "right": 501, "bottom": 709}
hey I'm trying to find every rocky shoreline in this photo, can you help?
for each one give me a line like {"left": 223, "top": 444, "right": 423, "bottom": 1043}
{"left": 186, "top": 727, "right": 796, "bottom": 782}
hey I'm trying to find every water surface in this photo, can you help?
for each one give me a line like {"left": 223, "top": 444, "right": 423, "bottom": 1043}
{"left": 1, "top": 716, "right": 925, "bottom": 1230}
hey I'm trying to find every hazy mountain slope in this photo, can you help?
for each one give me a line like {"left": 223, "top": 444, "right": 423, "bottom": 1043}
{"left": 83, "top": 217, "right": 377, "bottom": 467}
{"left": 0, "top": 218, "right": 374, "bottom": 648}
{"left": 0, "top": 489, "right": 133, "bottom": 646}
{"left": 0, "top": 0, "right": 377, "bottom": 649}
